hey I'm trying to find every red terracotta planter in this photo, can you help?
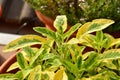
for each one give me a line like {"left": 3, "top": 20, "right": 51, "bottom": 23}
{"left": 0, "top": 49, "right": 22, "bottom": 74}
{"left": 35, "top": 10, "right": 56, "bottom": 31}
{"left": 0, "top": 53, "right": 16, "bottom": 74}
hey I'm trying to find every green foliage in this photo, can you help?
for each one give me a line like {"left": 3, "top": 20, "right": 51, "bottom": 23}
{"left": 1, "top": 15, "right": 120, "bottom": 80}
{"left": 24, "top": 0, "right": 120, "bottom": 32}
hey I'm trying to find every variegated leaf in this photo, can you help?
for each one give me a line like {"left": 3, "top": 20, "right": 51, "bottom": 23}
{"left": 100, "top": 49, "right": 120, "bottom": 60}
{"left": 28, "top": 65, "right": 42, "bottom": 80}
{"left": 54, "top": 15, "right": 67, "bottom": 33}
{"left": 53, "top": 66, "right": 68, "bottom": 80}
{"left": 76, "top": 19, "right": 114, "bottom": 39}
{"left": 7, "top": 62, "right": 19, "bottom": 72}
{"left": 17, "top": 52, "right": 28, "bottom": 69}
{"left": 63, "top": 23, "right": 81, "bottom": 39}
{"left": 33, "top": 27, "right": 56, "bottom": 39}
{"left": 3, "top": 35, "right": 45, "bottom": 52}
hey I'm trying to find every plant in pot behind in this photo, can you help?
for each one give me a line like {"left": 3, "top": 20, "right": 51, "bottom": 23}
{"left": 25, "top": 0, "right": 120, "bottom": 32}
{"left": 1, "top": 15, "right": 120, "bottom": 79}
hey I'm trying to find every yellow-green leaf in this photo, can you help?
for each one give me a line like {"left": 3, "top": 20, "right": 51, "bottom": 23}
{"left": 76, "top": 19, "right": 114, "bottom": 39}
{"left": 53, "top": 66, "right": 68, "bottom": 80}
{"left": 100, "top": 49, "right": 120, "bottom": 60}
{"left": 104, "top": 33, "right": 115, "bottom": 49}
{"left": 0, "top": 74, "right": 15, "bottom": 80}
{"left": 7, "top": 62, "right": 19, "bottom": 72}
{"left": 54, "top": 15, "right": 67, "bottom": 33}
{"left": 43, "top": 71, "right": 55, "bottom": 80}
{"left": 67, "top": 38, "right": 79, "bottom": 44}
{"left": 109, "top": 38, "right": 120, "bottom": 48}
{"left": 28, "top": 65, "right": 42, "bottom": 80}
{"left": 3, "top": 35, "right": 45, "bottom": 52}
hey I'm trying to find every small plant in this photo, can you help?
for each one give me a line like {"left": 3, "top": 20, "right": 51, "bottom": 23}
{"left": 1, "top": 15, "right": 120, "bottom": 79}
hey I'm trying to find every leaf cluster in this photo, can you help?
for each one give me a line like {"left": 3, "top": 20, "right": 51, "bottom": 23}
{"left": 1, "top": 15, "right": 120, "bottom": 80}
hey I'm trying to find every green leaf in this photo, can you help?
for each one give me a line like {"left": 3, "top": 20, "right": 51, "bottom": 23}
{"left": 79, "top": 34, "right": 96, "bottom": 48}
{"left": 54, "top": 15, "right": 67, "bottom": 33}
{"left": 30, "top": 48, "right": 44, "bottom": 65}
{"left": 82, "top": 51, "right": 96, "bottom": 60}
{"left": 82, "top": 52, "right": 98, "bottom": 69}
{"left": 33, "top": 27, "right": 56, "bottom": 39}
{"left": 69, "top": 44, "right": 85, "bottom": 63}
{"left": 41, "top": 53, "right": 56, "bottom": 61}
{"left": 17, "top": 52, "right": 28, "bottom": 69}
{"left": 7, "top": 62, "right": 19, "bottom": 72}
{"left": 14, "top": 71, "right": 23, "bottom": 80}
{"left": 53, "top": 66, "right": 68, "bottom": 80}
{"left": 104, "top": 33, "right": 115, "bottom": 49}
{"left": 82, "top": 71, "right": 120, "bottom": 80}
{"left": 3, "top": 35, "right": 45, "bottom": 52}
{"left": 42, "top": 71, "right": 55, "bottom": 80}
{"left": 67, "top": 38, "right": 79, "bottom": 44}
{"left": 22, "top": 47, "right": 39, "bottom": 61}
{"left": 109, "top": 38, "right": 120, "bottom": 48}
{"left": 77, "top": 56, "right": 82, "bottom": 69}
{"left": 100, "top": 49, "right": 120, "bottom": 60}
{"left": 96, "top": 31, "right": 104, "bottom": 42}
{"left": 0, "top": 74, "right": 15, "bottom": 80}
{"left": 21, "top": 67, "right": 33, "bottom": 79}
{"left": 28, "top": 65, "right": 42, "bottom": 80}
{"left": 76, "top": 19, "right": 114, "bottom": 39}
{"left": 63, "top": 23, "right": 81, "bottom": 39}
{"left": 14, "top": 67, "right": 33, "bottom": 79}
{"left": 63, "top": 60, "right": 78, "bottom": 77}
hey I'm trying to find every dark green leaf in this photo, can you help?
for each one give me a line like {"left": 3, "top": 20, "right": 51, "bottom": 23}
{"left": 64, "top": 23, "right": 81, "bottom": 39}
{"left": 77, "top": 56, "right": 82, "bottom": 69}
{"left": 30, "top": 48, "right": 44, "bottom": 65}
{"left": 82, "top": 52, "right": 98, "bottom": 69}
{"left": 17, "top": 52, "right": 28, "bottom": 69}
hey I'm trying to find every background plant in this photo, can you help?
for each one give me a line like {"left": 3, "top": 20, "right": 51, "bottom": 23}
{"left": 25, "top": 0, "right": 120, "bottom": 32}
{"left": 1, "top": 15, "right": 120, "bottom": 79}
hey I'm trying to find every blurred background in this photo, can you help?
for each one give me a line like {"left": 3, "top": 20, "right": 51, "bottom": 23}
{"left": 0, "top": 0, "right": 44, "bottom": 35}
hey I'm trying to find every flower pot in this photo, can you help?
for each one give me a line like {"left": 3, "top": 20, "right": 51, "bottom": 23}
{"left": 0, "top": 49, "right": 22, "bottom": 74}
{"left": 35, "top": 10, "right": 56, "bottom": 31}
{"left": 0, "top": 52, "right": 17, "bottom": 74}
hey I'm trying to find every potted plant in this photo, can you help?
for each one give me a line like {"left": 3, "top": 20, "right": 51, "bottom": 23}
{"left": 1, "top": 15, "right": 120, "bottom": 79}
{"left": 24, "top": 0, "right": 120, "bottom": 33}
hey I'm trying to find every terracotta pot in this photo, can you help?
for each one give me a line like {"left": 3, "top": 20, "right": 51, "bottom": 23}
{"left": 0, "top": 5, "right": 2, "bottom": 17}
{"left": 0, "top": 50, "right": 22, "bottom": 74}
{"left": 0, "top": 53, "right": 16, "bottom": 74}
{"left": 35, "top": 10, "right": 56, "bottom": 31}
